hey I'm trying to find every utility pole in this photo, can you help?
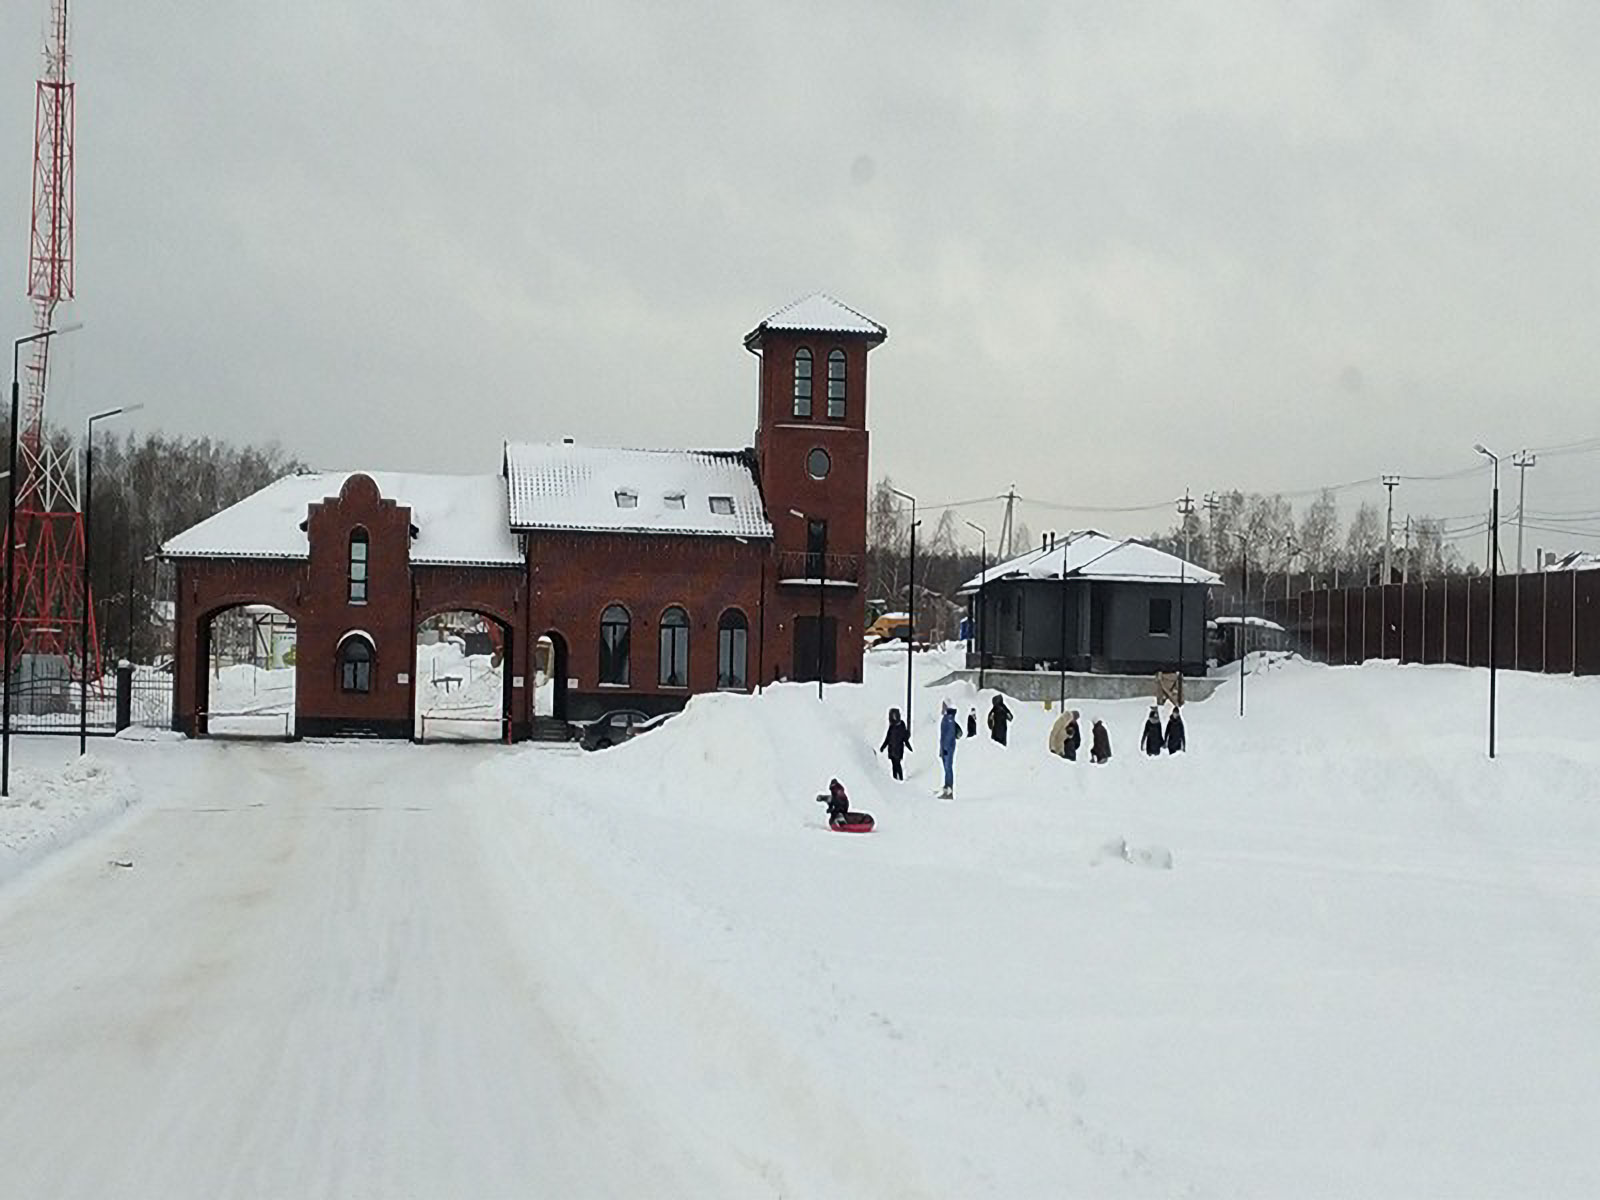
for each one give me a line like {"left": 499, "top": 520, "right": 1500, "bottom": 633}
{"left": 1177, "top": 491, "right": 1196, "bottom": 673}
{"left": 1511, "top": 450, "right": 1536, "bottom": 574}
{"left": 1381, "top": 475, "right": 1400, "bottom": 585}
{"left": 998, "top": 484, "right": 1018, "bottom": 561}
{"left": 1283, "top": 532, "right": 1298, "bottom": 600}
{"left": 1202, "top": 491, "right": 1221, "bottom": 569}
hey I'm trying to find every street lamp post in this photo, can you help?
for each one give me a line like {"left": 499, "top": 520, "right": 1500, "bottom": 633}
{"left": 1475, "top": 444, "right": 1500, "bottom": 759}
{"left": 1238, "top": 533, "right": 1250, "bottom": 718}
{"left": 888, "top": 486, "right": 917, "bottom": 729}
{"left": 6, "top": 325, "right": 81, "bottom": 797}
{"left": 964, "top": 519, "right": 986, "bottom": 692}
{"left": 788, "top": 508, "right": 826, "bottom": 701}
{"left": 80, "top": 405, "right": 142, "bottom": 754}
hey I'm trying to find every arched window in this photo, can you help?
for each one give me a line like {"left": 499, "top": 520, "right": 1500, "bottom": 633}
{"left": 659, "top": 606, "right": 689, "bottom": 688}
{"left": 717, "top": 609, "right": 749, "bottom": 690}
{"left": 348, "top": 528, "right": 369, "bottom": 604}
{"left": 599, "top": 604, "right": 631, "bottom": 686}
{"left": 827, "top": 349, "right": 846, "bottom": 419}
{"left": 338, "top": 633, "right": 374, "bottom": 693}
{"left": 792, "top": 348, "right": 813, "bottom": 418}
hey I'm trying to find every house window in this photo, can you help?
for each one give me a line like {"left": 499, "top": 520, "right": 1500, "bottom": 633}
{"left": 348, "top": 529, "right": 369, "bottom": 604}
{"left": 1149, "top": 597, "right": 1173, "bottom": 636}
{"left": 807, "top": 447, "right": 831, "bottom": 480}
{"left": 615, "top": 489, "right": 638, "bottom": 508}
{"left": 827, "top": 349, "right": 846, "bottom": 419}
{"left": 664, "top": 492, "right": 685, "bottom": 509}
{"left": 709, "top": 496, "right": 734, "bottom": 516}
{"left": 599, "top": 604, "right": 631, "bottom": 685}
{"left": 338, "top": 634, "right": 373, "bottom": 693}
{"left": 659, "top": 606, "right": 689, "bottom": 688}
{"left": 717, "top": 609, "right": 748, "bottom": 690}
{"left": 792, "top": 348, "right": 813, "bottom": 418}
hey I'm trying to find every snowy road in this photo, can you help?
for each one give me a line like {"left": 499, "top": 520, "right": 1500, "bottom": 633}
{"left": 0, "top": 743, "right": 867, "bottom": 1200}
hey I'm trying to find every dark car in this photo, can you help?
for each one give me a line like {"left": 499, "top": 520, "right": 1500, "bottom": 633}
{"left": 577, "top": 708, "right": 673, "bottom": 751}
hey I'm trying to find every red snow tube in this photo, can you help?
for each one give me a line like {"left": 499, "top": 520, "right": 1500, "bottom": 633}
{"left": 830, "top": 813, "right": 875, "bottom": 833}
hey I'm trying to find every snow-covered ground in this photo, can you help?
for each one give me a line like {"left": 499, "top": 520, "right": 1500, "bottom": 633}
{"left": 0, "top": 649, "right": 1597, "bottom": 1197}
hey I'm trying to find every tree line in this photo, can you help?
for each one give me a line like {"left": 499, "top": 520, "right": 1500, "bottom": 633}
{"left": 1, "top": 425, "right": 306, "bottom": 664}
{"left": 866, "top": 477, "right": 1472, "bottom": 636}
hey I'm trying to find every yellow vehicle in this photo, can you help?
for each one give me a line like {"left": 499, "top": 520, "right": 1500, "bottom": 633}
{"left": 865, "top": 611, "right": 912, "bottom": 641}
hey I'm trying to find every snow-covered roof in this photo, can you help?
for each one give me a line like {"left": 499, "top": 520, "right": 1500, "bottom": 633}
{"left": 1544, "top": 550, "right": 1600, "bottom": 572}
{"left": 959, "top": 531, "right": 1220, "bottom": 592}
{"left": 503, "top": 442, "right": 772, "bottom": 539}
{"left": 745, "top": 292, "right": 886, "bottom": 341}
{"left": 1212, "top": 615, "right": 1286, "bottom": 632}
{"left": 161, "top": 472, "right": 523, "bottom": 567}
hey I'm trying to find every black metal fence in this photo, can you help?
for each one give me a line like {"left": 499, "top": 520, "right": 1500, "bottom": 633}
{"left": 2, "top": 664, "right": 172, "bottom": 737}
{"left": 1261, "top": 569, "right": 1600, "bottom": 674}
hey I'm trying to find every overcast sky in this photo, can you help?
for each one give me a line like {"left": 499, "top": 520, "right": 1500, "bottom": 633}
{"left": 4, "top": 2, "right": 1599, "bottom": 559}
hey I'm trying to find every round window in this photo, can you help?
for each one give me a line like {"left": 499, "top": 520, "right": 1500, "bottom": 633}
{"left": 807, "top": 447, "right": 831, "bottom": 480}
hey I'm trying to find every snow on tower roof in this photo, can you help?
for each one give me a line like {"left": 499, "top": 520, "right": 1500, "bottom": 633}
{"left": 503, "top": 442, "right": 773, "bottom": 539}
{"left": 958, "top": 531, "right": 1220, "bottom": 593}
{"left": 745, "top": 292, "right": 886, "bottom": 342}
{"left": 161, "top": 472, "right": 522, "bottom": 566}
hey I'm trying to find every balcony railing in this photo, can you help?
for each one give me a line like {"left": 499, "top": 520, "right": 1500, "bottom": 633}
{"left": 776, "top": 550, "right": 860, "bottom": 584}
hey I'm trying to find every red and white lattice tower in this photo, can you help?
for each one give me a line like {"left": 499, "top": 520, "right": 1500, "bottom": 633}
{"left": 11, "top": 0, "right": 98, "bottom": 675}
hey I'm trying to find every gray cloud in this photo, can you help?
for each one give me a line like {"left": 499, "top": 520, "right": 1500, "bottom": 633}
{"left": 3, "top": 1, "right": 1598, "bottom": 551}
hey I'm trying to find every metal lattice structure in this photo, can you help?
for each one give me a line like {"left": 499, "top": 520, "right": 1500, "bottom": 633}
{"left": 12, "top": 0, "right": 98, "bottom": 674}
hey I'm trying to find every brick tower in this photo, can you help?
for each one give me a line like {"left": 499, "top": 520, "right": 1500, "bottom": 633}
{"left": 745, "top": 293, "right": 886, "bottom": 685}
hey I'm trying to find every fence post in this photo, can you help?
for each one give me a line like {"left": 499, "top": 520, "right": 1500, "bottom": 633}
{"left": 115, "top": 661, "right": 133, "bottom": 732}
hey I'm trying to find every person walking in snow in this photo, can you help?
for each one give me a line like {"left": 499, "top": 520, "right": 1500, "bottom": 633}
{"left": 1164, "top": 706, "right": 1186, "bottom": 754}
{"left": 879, "top": 707, "right": 912, "bottom": 781}
{"left": 938, "top": 700, "right": 962, "bottom": 798}
{"left": 966, "top": 708, "right": 978, "bottom": 739}
{"left": 1048, "top": 710, "right": 1071, "bottom": 757}
{"left": 987, "top": 695, "right": 1013, "bottom": 746}
{"left": 1050, "top": 709, "right": 1081, "bottom": 761}
{"left": 1141, "top": 706, "right": 1165, "bottom": 756}
{"left": 1090, "top": 718, "right": 1112, "bottom": 764}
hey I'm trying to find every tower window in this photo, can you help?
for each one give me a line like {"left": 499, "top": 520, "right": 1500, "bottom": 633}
{"left": 792, "top": 348, "right": 813, "bottom": 418}
{"left": 348, "top": 529, "right": 369, "bottom": 604}
{"left": 827, "top": 349, "right": 846, "bottom": 419}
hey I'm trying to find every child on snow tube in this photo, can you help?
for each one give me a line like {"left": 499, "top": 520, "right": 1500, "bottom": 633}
{"left": 816, "top": 779, "right": 874, "bottom": 831}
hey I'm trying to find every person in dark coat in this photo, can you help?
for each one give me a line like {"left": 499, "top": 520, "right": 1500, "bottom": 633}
{"left": 987, "top": 695, "right": 1013, "bottom": 745}
{"left": 966, "top": 708, "right": 978, "bottom": 738}
{"left": 879, "top": 707, "right": 912, "bottom": 780}
{"left": 1165, "top": 706, "right": 1186, "bottom": 754}
{"left": 1090, "top": 719, "right": 1112, "bottom": 764}
{"left": 1141, "top": 707, "right": 1165, "bottom": 756}
{"left": 1062, "top": 710, "right": 1081, "bottom": 761}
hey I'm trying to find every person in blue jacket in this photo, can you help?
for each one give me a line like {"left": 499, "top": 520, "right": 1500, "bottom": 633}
{"left": 937, "top": 700, "right": 962, "bottom": 799}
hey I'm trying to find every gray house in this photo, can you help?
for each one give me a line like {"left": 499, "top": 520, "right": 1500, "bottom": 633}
{"left": 959, "top": 532, "right": 1218, "bottom": 677}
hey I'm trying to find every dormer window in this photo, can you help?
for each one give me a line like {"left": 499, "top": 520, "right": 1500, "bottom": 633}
{"left": 615, "top": 489, "right": 638, "bottom": 508}
{"left": 708, "top": 496, "right": 734, "bottom": 516}
{"left": 664, "top": 492, "right": 685, "bottom": 509}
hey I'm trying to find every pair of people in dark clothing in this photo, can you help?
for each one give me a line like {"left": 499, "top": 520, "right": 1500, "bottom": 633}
{"left": 1141, "top": 706, "right": 1186, "bottom": 755}
{"left": 1049, "top": 709, "right": 1109, "bottom": 762}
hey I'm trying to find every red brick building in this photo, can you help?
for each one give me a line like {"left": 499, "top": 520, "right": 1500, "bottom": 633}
{"left": 162, "top": 294, "right": 886, "bottom": 738}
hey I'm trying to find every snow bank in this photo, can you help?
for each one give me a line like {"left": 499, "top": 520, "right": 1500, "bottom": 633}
{"left": 0, "top": 751, "right": 140, "bottom": 890}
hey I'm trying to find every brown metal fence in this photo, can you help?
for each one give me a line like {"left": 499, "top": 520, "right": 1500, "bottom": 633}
{"left": 1263, "top": 570, "right": 1600, "bottom": 675}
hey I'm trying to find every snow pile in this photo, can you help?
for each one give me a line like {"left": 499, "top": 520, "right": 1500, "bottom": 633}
{"left": 0, "top": 751, "right": 139, "bottom": 889}
{"left": 475, "top": 649, "right": 1600, "bottom": 1197}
